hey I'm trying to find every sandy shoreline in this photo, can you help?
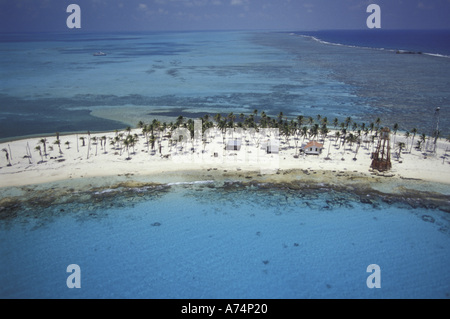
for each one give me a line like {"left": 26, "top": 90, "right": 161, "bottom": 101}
{"left": 0, "top": 127, "right": 449, "bottom": 196}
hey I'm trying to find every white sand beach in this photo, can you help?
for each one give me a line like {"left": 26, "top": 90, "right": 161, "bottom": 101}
{"left": 1, "top": 126, "right": 449, "bottom": 190}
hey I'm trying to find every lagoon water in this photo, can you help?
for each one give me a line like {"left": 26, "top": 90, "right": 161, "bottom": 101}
{"left": 1, "top": 30, "right": 449, "bottom": 140}
{"left": 1, "top": 30, "right": 450, "bottom": 299}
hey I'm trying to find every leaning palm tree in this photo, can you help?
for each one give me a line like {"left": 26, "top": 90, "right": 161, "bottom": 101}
{"left": 2, "top": 148, "right": 11, "bottom": 166}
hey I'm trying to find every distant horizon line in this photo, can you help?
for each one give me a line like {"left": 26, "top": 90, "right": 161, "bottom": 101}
{"left": 1, "top": 27, "right": 450, "bottom": 35}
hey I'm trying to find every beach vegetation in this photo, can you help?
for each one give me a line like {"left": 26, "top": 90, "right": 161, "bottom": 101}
{"left": 410, "top": 128, "right": 418, "bottom": 153}
{"left": 34, "top": 145, "right": 44, "bottom": 163}
{"left": 419, "top": 133, "right": 427, "bottom": 151}
{"left": 124, "top": 109, "right": 448, "bottom": 167}
{"left": 2, "top": 148, "right": 12, "bottom": 166}
{"left": 54, "top": 139, "right": 63, "bottom": 155}
{"left": 404, "top": 131, "right": 410, "bottom": 152}
{"left": 396, "top": 142, "right": 406, "bottom": 159}
{"left": 39, "top": 138, "right": 48, "bottom": 159}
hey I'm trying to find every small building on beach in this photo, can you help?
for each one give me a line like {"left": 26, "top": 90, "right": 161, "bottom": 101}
{"left": 261, "top": 139, "right": 279, "bottom": 154}
{"left": 226, "top": 138, "right": 242, "bottom": 151}
{"left": 302, "top": 141, "right": 324, "bottom": 155}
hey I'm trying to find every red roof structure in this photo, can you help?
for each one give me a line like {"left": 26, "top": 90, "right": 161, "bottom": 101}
{"left": 302, "top": 141, "right": 324, "bottom": 155}
{"left": 304, "top": 141, "right": 323, "bottom": 149}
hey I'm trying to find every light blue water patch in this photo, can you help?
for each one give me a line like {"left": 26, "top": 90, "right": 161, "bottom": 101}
{"left": 1, "top": 184, "right": 449, "bottom": 299}
{"left": 0, "top": 31, "right": 370, "bottom": 140}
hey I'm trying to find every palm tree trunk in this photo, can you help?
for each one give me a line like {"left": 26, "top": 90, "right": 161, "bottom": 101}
{"left": 8, "top": 144, "right": 12, "bottom": 161}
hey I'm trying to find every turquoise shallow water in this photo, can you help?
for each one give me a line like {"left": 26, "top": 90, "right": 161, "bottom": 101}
{"left": 1, "top": 182, "right": 449, "bottom": 299}
{"left": 1, "top": 30, "right": 449, "bottom": 141}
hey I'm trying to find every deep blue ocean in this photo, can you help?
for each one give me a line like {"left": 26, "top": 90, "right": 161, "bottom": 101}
{"left": 1, "top": 30, "right": 450, "bottom": 299}
{"left": 299, "top": 29, "right": 450, "bottom": 57}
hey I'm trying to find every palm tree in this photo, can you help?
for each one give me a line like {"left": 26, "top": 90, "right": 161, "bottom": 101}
{"left": 309, "top": 124, "right": 319, "bottom": 140}
{"left": 340, "top": 127, "right": 347, "bottom": 149}
{"left": 2, "top": 148, "right": 11, "bottom": 166}
{"left": 301, "top": 126, "right": 308, "bottom": 141}
{"left": 35, "top": 145, "right": 43, "bottom": 163}
{"left": 176, "top": 115, "right": 184, "bottom": 127}
{"left": 316, "top": 114, "right": 321, "bottom": 123}
{"left": 137, "top": 120, "right": 145, "bottom": 129}
{"left": 375, "top": 117, "right": 381, "bottom": 131}
{"left": 132, "top": 134, "right": 139, "bottom": 154}
{"left": 393, "top": 123, "right": 399, "bottom": 144}
{"left": 419, "top": 133, "right": 427, "bottom": 151}
{"left": 65, "top": 141, "right": 71, "bottom": 149}
{"left": 346, "top": 132, "right": 356, "bottom": 151}
{"left": 410, "top": 128, "right": 418, "bottom": 153}
{"left": 92, "top": 136, "right": 98, "bottom": 156}
{"left": 344, "top": 116, "right": 352, "bottom": 128}
{"left": 227, "top": 112, "right": 236, "bottom": 128}
{"left": 213, "top": 113, "right": 222, "bottom": 125}
{"left": 150, "top": 135, "right": 156, "bottom": 151}
{"left": 320, "top": 125, "right": 329, "bottom": 142}
{"left": 334, "top": 131, "right": 340, "bottom": 147}
{"left": 39, "top": 138, "right": 48, "bottom": 158}
{"left": 123, "top": 138, "right": 131, "bottom": 160}
{"left": 79, "top": 136, "right": 86, "bottom": 147}
{"left": 277, "top": 112, "right": 284, "bottom": 124}
{"left": 396, "top": 142, "right": 406, "bottom": 159}
{"left": 102, "top": 136, "right": 107, "bottom": 153}
{"left": 404, "top": 131, "right": 410, "bottom": 151}
{"left": 53, "top": 139, "right": 63, "bottom": 155}
{"left": 353, "top": 137, "right": 361, "bottom": 161}
{"left": 297, "top": 115, "right": 304, "bottom": 128}
{"left": 333, "top": 117, "right": 339, "bottom": 129}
